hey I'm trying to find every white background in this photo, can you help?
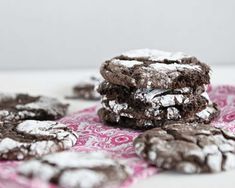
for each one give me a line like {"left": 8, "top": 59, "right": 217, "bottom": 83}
{"left": 0, "top": 0, "right": 235, "bottom": 69}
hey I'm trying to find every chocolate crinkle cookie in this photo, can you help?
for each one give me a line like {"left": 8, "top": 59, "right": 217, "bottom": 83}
{"left": 0, "top": 120, "right": 78, "bottom": 160}
{"left": 100, "top": 49, "right": 210, "bottom": 89}
{"left": 0, "top": 93, "right": 68, "bottom": 123}
{"left": 134, "top": 122, "right": 235, "bottom": 173}
{"left": 18, "top": 151, "right": 130, "bottom": 188}
{"left": 66, "top": 76, "right": 102, "bottom": 100}
{"left": 98, "top": 81, "right": 210, "bottom": 121}
{"left": 98, "top": 103, "right": 219, "bottom": 130}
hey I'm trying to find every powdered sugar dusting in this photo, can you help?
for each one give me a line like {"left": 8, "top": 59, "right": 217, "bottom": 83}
{"left": 167, "top": 107, "right": 181, "bottom": 119}
{"left": 19, "top": 160, "right": 58, "bottom": 181}
{"left": 0, "top": 138, "right": 25, "bottom": 153}
{"left": 201, "top": 92, "right": 210, "bottom": 101}
{"left": 112, "top": 59, "right": 143, "bottom": 68}
{"left": 59, "top": 169, "right": 106, "bottom": 188}
{"left": 122, "top": 49, "right": 190, "bottom": 61}
{"left": 16, "top": 120, "right": 69, "bottom": 137}
{"left": 134, "top": 90, "right": 191, "bottom": 107}
{"left": 108, "top": 100, "right": 128, "bottom": 114}
{"left": 134, "top": 87, "right": 193, "bottom": 103}
{"left": 196, "top": 105, "right": 217, "bottom": 120}
{"left": 223, "top": 153, "right": 235, "bottom": 170}
{"left": 150, "top": 63, "right": 201, "bottom": 72}
{"left": 43, "top": 151, "right": 118, "bottom": 169}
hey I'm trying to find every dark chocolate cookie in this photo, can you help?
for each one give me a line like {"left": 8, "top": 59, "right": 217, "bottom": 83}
{"left": 98, "top": 81, "right": 206, "bottom": 101}
{"left": 18, "top": 151, "right": 130, "bottom": 188}
{"left": 98, "top": 103, "right": 219, "bottom": 130}
{"left": 66, "top": 76, "right": 101, "bottom": 100}
{"left": 100, "top": 49, "right": 210, "bottom": 89}
{"left": 134, "top": 122, "right": 235, "bottom": 173}
{"left": 0, "top": 93, "right": 68, "bottom": 123}
{"left": 0, "top": 120, "right": 77, "bottom": 160}
{"left": 101, "top": 97, "right": 208, "bottom": 121}
{"left": 98, "top": 81, "right": 208, "bottom": 120}
{"left": 101, "top": 92, "right": 208, "bottom": 120}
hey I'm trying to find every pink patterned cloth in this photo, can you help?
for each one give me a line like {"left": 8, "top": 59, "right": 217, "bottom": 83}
{"left": 1, "top": 85, "right": 235, "bottom": 188}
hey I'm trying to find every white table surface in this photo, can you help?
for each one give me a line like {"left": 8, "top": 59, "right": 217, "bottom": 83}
{"left": 0, "top": 65, "right": 235, "bottom": 188}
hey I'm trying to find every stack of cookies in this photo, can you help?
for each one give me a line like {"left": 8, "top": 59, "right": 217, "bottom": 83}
{"left": 97, "top": 49, "right": 219, "bottom": 129}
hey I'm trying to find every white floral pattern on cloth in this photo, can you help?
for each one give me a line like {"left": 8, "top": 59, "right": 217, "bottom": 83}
{"left": 0, "top": 85, "right": 235, "bottom": 188}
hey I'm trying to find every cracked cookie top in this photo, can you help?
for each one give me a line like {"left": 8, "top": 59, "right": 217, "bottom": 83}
{"left": 0, "top": 120, "right": 77, "bottom": 160}
{"left": 0, "top": 93, "right": 68, "bottom": 123}
{"left": 100, "top": 49, "right": 210, "bottom": 89}
{"left": 134, "top": 122, "right": 235, "bottom": 173}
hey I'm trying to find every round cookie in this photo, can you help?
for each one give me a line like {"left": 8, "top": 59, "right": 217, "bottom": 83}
{"left": 100, "top": 49, "right": 210, "bottom": 89}
{"left": 98, "top": 81, "right": 208, "bottom": 120}
{"left": 97, "top": 80, "right": 206, "bottom": 102}
{"left": 0, "top": 120, "right": 78, "bottom": 160}
{"left": 134, "top": 122, "right": 235, "bottom": 173}
{"left": 66, "top": 76, "right": 102, "bottom": 100}
{"left": 101, "top": 94, "right": 208, "bottom": 120}
{"left": 0, "top": 93, "right": 68, "bottom": 123}
{"left": 18, "top": 151, "right": 130, "bottom": 188}
{"left": 98, "top": 103, "right": 219, "bottom": 130}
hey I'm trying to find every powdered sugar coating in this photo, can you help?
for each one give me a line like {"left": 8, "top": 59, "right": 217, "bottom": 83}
{"left": 0, "top": 138, "right": 26, "bottom": 159}
{"left": 112, "top": 59, "right": 143, "bottom": 68}
{"left": 136, "top": 93, "right": 187, "bottom": 107}
{"left": 122, "top": 49, "right": 190, "bottom": 61}
{"left": 167, "top": 107, "right": 181, "bottom": 119}
{"left": 150, "top": 62, "right": 201, "bottom": 72}
{"left": 134, "top": 87, "right": 194, "bottom": 103}
{"left": 196, "top": 102, "right": 218, "bottom": 121}
{"left": 60, "top": 169, "right": 106, "bottom": 188}
{"left": 16, "top": 120, "right": 70, "bottom": 137}
{"left": 0, "top": 120, "right": 78, "bottom": 160}
{"left": 43, "top": 151, "right": 120, "bottom": 169}
{"left": 139, "top": 90, "right": 208, "bottom": 108}
{"left": 18, "top": 151, "right": 129, "bottom": 188}
{"left": 108, "top": 100, "right": 128, "bottom": 114}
